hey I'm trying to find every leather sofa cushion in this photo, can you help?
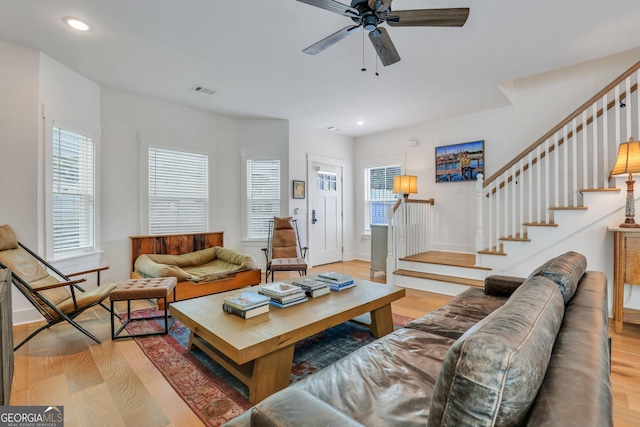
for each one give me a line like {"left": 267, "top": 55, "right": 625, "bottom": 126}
{"left": 293, "top": 328, "right": 456, "bottom": 427}
{"left": 427, "top": 276, "right": 565, "bottom": 427}
{"left": 406, "top": 288, "right": 506, "bottom": 340}
{"left": 527, "top": 251, "right": 586, "bottom": 303}
{"left": 525, "top": 271, "right": 613, "bottom": 426}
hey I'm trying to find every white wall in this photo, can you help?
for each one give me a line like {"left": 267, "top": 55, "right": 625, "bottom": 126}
{"left": 354, "top": 48, "right": 640, "bottom": 259}
{"left": 0, "top": 41, "right": 40, "bottom": 322}
{"left": 0, "top": 41, "right": 39, "bottom": 246}
{"left": 237, "top": 119, "right": 290, "bottom": 262}
{"left": 288, "top": 122, "right": 356, "bottom": 263}
{"left": 100, "top": 87, "right": 247, "bottom": 283}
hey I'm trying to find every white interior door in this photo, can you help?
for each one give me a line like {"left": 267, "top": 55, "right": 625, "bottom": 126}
{"left": 309, "top": 162, "right": 343, "bottom": 266}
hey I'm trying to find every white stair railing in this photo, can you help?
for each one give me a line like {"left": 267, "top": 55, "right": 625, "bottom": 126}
{"left": 386, "top": 197, "right": 434, "bottom": 283}
{"left": 477, "top": 61, "right": 640, "bottom": 254}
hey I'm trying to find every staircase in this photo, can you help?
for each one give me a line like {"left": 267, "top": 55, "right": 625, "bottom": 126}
{"left": 387, "top": 60, "right": 640, "bottom": 293}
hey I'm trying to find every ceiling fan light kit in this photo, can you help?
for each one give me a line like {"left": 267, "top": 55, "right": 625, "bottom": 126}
{"left": 296, "top": 0, "right": 469, "bottom": 66}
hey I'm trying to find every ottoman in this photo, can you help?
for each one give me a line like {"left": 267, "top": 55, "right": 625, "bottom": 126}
{"left": 110, "top": 277, "right": 177, "bottom": 339}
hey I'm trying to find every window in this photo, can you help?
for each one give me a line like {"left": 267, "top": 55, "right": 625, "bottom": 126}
{"left": 148, "top": 147, "right": 208, "bottom": 234}
{"left": 51, "top": 126, "right": 95, "bottom": 257}
{"left": 247, "top": 159, "right": 280, "bottom": 239}
{"left": 365, "top": 164, "right": 401, "bottom": 230}
{"left": 317, "top": 171, "right": 337, "bottom": 191}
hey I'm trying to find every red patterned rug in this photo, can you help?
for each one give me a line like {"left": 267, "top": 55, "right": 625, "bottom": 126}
{"left": 127, "top": 310, "right": 413, "bottom": 426}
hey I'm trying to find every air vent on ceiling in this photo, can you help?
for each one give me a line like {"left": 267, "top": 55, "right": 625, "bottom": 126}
{"left": 192, "top": 85, "right": 216, "bottom": 95}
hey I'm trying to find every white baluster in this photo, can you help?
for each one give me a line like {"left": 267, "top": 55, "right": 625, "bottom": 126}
{"left": 476, "top": 173, "right": 484, "bottom": 252}
{"left": 593, "top": 101, "right": 598, "bottom": 189}
{"left": 603, "top": 92, "right": 609, "bottom": 186}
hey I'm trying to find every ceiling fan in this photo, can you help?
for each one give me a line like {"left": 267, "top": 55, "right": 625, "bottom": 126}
{"left": 296, "top": 0, "right": 469, "bottom": 66}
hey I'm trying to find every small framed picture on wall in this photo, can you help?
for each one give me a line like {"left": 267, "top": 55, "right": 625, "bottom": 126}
{"left": 293, "top": 180, "right": 305, "bottom": 199}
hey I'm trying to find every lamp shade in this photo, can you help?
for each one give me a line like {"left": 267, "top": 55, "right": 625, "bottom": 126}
{"left": 611, "top": 137, "right": 640, "bottom": 176}
{"left": 393, "top": 175, "right": 418, "bottom": 195}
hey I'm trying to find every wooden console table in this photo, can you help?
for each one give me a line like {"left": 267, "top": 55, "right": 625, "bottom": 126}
{"left": 610, "top": 227, "right": 640, "bottom": 333}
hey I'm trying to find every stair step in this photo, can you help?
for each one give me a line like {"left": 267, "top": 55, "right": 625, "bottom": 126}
{"left": 523, "top": 221, "right": 558, "bottom": 227}
{"left": 580, "top": 188, "right": 621, "bottom": 194}
{"left": 394, "top": 270, "right": 485, "bottom": 288}
{"left": 400, "top": 251, "right": 491, "bottom": 270}
{"left": 500, "top": 233, "right": 530, "bottom": 242}
{"left": 549, "top": 206, "right": 588, "bottom": 210}
{"left": 478, "top": 248, "right": 507, "bottom": 256}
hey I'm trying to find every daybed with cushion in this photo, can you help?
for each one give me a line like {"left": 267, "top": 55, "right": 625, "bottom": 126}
{"left": 225, "top": 251, "right": 612, "bottom": 427}
{"left": 130, "top": 232, "right": 261, "bottom": 308}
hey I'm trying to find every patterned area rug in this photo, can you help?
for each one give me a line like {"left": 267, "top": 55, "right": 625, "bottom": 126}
{"left": 126, "top": 309, "right": 413, "bottom": 426}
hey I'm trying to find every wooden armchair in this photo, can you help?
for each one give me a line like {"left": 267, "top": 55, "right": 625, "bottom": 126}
{"left": 0, "top": 225, "right": 115, "bottom": 350}
{"left": 262, "top": 217, "right": 308, "bottom": 282}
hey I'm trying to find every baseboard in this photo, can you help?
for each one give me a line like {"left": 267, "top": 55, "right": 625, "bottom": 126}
{"left": 12, "top": 307, "right": 43, "bottom": 326}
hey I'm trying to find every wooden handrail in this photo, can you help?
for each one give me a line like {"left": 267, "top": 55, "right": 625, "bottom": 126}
{"left": 391, "top": 197, "right": 434, "bottom": 213}
{"left": 484, "top": 59, "right": 640, "bottom": 188}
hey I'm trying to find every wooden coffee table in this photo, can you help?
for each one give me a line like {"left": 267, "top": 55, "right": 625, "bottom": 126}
{"left": 169, "top": 278, "right": 405, "bottom": 404}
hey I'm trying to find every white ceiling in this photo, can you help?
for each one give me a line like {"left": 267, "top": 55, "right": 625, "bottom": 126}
{"left": 1, "top": 0, "right": 639, "bottom": 137}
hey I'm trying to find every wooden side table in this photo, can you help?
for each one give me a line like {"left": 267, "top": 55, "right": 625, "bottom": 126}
{"left": 610, "top": 226, "right": 640, "bottom": 333}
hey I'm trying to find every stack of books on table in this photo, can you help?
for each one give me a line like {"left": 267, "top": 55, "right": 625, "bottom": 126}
{"left": 259, "top": 282, "right": 308, "bottom": 308}
{"left": 222, "top": 291, "right": 271, "bottom": 319}
{"left": 316, "top": 272, "right": 356, "bottom": 291}
{"left": 292, "top": 278, "right": 330, "bottom": 298}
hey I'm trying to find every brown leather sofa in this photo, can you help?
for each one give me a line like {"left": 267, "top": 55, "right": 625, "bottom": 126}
{"left": 225, "top": 251, "right": 612, "bottom": 427}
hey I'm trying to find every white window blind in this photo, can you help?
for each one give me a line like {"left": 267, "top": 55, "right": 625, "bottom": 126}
{"left": 366, "top": 164, "right": 401, "bottom": 229}
{"left": 52, "top": 126, "right": 95, "bottom": 255}
{"left": 149, "top": 147, "right": 208, "bottom": 235}
{"left": 247, "top": 159, "right": 280, "bottom": 239}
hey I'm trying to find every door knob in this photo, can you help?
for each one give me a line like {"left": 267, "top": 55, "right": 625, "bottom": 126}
{"left": 312, "top": 210, "right": 317, "bottom": 224}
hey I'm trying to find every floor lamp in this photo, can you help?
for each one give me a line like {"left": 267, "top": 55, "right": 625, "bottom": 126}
{"left": 611, "top": 137, "right": 640, "bottom": 228}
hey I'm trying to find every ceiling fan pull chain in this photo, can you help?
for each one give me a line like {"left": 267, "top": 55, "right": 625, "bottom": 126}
{"left": 361, "top": 30, "right": 366, "bottom": 72}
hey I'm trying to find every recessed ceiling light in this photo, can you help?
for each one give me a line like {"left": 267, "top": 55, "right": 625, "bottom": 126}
{"left": 326, "top": 126, "right": 340, "bottom": 132}
{"left": 63, "top": 17, "right": 93, "bottom": 32}
{"left": 356, "top": 121, "right": 364, "bottom": 126}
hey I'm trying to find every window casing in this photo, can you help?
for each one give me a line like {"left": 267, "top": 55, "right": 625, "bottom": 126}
{"left": 247, "top": 159, "right": 280, "bottom": 239}
{"left": 148, "top": 147, "right": 209, "bottom": 235}
{"left": 51, "top": 126, "right": 96, "bottom": 257}
{"left": 364, "top": 164, "right": 401, "bottom": 231}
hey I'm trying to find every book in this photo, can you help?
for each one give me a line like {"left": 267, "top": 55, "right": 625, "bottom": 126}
{"left": 222, "top": 302, "right": 270, "bottom": 319}
{"left": 328, "top": 282, "right": 357, "bottom": 291}
{"left": 269, "top": 296, "right": 308, "bottom": 308}
{"left": 317, "top": 272, "right": 353, "bottom": 282}
{"left": 267, "top": 291, "right": 309, "bottom": 303}
{"left": 292, "top": 278, "right": 329, "bottom": 291}
{"left": 259, "top": 282, "right": 305, "bottom": 297}
{"left": 305, "top": 286, "right": 330, "bottom": 298}
{"left": 223, "top": 291, "right": 271, "bottom": 311}
{"left": 316, "top": 272, "right": 354, "bottom": 286}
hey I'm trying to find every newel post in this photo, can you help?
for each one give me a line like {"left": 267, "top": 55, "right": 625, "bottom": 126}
{"left": 386, "top": 204, "right": 396, "bottom": 285}
{"left": 475, "top": 174, "right": 484, "bottom": 260}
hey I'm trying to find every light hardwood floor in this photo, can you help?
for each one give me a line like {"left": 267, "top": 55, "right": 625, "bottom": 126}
{"left": 10, "top": 260, "right": 640, "bottom": 426}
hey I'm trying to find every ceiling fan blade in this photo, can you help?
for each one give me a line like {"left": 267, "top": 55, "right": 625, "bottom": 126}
{"left": 303, "top": 25, "right": 361, "bottom": 55}
{"left": 387, "top": 8, "right": 470, "bottom": 27}
{"left": 368, "top": 0, "right": 392, "bottom": 13}
{"left": 296, "top": 0, "right": 359, "bottom": 18}
{"left": 368, "top": 27, "right": 400, "bottom": 66}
